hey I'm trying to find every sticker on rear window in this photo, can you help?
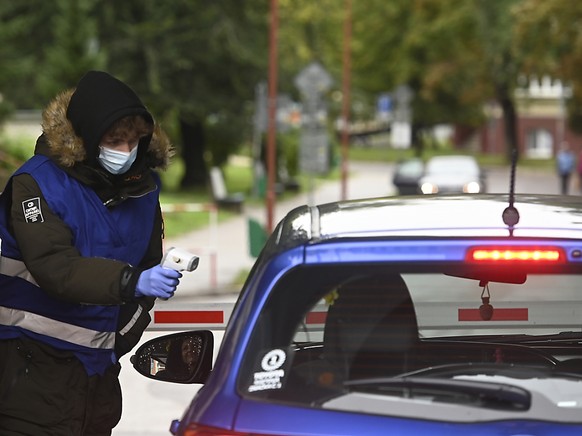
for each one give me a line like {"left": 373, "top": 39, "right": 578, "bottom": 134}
{"left": 22, "top": 197, "right": 44, "bottom": 223}
{"left": 248, "top": 349, "right": 288, "bottom": 392}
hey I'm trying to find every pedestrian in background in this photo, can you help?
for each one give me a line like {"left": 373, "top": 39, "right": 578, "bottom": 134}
{"left": 556, "top": 141, "right": 575, "bottom": 195}
{"left": 0, "top": 71, "right": 182, "bottom": 435}
{"left": 577, "top": 148, "right": 582, "bottom": 194}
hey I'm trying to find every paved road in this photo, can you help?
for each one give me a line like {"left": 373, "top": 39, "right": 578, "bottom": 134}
{"left": 114, "top": 160, "right": 565, "bottom": 435}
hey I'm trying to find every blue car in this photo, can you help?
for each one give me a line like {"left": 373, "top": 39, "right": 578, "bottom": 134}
{"left": 132, "top": 192, "right": 582, "bottom": 435}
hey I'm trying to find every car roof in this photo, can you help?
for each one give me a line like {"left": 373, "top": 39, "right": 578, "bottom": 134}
{"left": 266, "top": 194, "right": 582, "bottom": 254}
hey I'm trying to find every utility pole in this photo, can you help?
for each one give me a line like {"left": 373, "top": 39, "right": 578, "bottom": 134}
{"left": 340, "top": 0, "right": 352, "bottom": 201}
{"left": 266, "top": 0, "right": 279, "bottom": 234}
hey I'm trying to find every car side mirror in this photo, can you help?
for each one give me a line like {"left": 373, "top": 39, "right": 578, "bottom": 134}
{"left": 130, "top": 330, "right": 214, "bottom": 384}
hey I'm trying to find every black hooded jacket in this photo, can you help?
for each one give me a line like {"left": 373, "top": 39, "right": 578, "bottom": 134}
{"left": 3, "top": 71, "right": 174, "bottom": 357}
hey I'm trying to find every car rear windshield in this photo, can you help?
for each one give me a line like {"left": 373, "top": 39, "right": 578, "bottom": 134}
{"left": 238, "top": 263, "right": 582, "bottom": 423}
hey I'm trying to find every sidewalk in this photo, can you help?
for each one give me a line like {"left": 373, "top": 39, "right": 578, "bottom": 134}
{"left": 166, "top": 161, "right": 393, "bottom": 297}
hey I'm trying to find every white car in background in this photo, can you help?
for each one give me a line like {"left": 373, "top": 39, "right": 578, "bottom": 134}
{"left": 419, "top": 155, "right": 487, "bottom": 194}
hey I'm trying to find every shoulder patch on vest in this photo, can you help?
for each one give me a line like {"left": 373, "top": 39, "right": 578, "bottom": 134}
{"left": 22, "top": 197, "right": 44, "bottom": 223}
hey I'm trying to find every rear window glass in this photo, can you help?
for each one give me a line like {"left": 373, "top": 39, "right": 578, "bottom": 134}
{"left": 396, "top": 159, "right": 423, "bottom": 177}
{"left": 238, "top": 264, "right": 582, "bottom": 423}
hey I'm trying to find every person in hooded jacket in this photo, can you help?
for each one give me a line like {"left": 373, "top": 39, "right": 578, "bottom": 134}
{"left": 0, "top": 71, "right": 182, "bottom": 435}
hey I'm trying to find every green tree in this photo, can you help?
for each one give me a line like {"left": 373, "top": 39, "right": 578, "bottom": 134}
{"left": 37, "top": 0, "right": 105, "bottom": 100}
{"left": 6, "top": 0, "right": 571, "bottom": 170}
{"left": 351, "top": 0, "right": 523, "bottom": 159}
{"left": 0, "top": 1, "right": 52, "bottom": 112}
{"left": 513, "top": 0, "right": 582, "bottom": 134}
{"left": 474, "top": 0, "right": 523, "bottom": 159}
{"left": 277, "top": 0, "right": 344, "bottom": 94}
{"left": 0, "top": 1, "right": 269, "bottom": 190}
{"left": 93, "top": 0, "right": 269, "bottom": 188}
{"left": 0, "top": 0, "right": 102, "bottom": 108}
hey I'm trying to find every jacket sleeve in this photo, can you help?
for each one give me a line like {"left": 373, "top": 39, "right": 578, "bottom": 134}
{"left": 115, "top": 205, "right": 164, "bottom": 358}
{"left": 115, "top": 296, "right": 156, "bottom": 358}
{"left": 10, "top": 173, "right": 145, "bottom": 305}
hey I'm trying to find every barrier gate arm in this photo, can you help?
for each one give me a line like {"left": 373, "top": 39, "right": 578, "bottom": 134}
{"left": 146, "top": 301, "right": 582, "bottom": 333}
{"left": 149, "top": 302, "right": 233, "bottom": 332}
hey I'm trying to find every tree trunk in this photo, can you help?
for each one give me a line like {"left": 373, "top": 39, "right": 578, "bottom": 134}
{"left": 497, "top": 86, "right": 519, "bottom": 162}
{"left": 411, "top": 123, "right": 424, "bottom": 157}
{"left": 179, "top": 117, "right": 208, "bottom": 188}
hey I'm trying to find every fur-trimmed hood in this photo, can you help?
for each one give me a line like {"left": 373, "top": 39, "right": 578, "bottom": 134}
{"left": 40, "top": 71, "right": 173, "bottom": 171}
{"left": 35, "top": 71, "right": 174, "bottom": 206}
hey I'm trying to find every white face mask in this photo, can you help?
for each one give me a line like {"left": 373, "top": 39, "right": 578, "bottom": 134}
{"left": 98, "top": 146, "right": 138, "bottom": 174}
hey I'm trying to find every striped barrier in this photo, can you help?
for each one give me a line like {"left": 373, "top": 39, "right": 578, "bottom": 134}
{"left": 147, "top": 301, "right": 582, "bottom": 333}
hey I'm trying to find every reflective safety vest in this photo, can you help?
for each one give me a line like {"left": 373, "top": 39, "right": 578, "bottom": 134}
{"left": 0, "top": 155, "right": 159, "bottom": 376}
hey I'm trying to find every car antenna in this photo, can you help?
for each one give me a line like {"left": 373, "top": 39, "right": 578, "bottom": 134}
{"left": 502, "top": 148, "right": 520, "bottom": 236}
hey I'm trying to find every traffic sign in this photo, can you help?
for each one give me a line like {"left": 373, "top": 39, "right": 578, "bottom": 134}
{"left": 299, "top": 129, "right": 329, "bottom": 174}
{"left": 294, "top": 61, "right": 333, "bottom": 95}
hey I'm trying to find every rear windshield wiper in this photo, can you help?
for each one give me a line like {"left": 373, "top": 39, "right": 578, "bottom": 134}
{"left": 344, "top": 376, "right": 531, "bottom": 411}
{"left": 513, "top": 331, "right": 582, "bottom": 344}
{"left": 440, "top": 332, "right": 582, "bottom": 344}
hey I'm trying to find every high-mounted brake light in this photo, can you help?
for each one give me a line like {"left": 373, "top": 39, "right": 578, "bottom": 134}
{"left": 467, "top": 247, "right": 565, "bottom": 263}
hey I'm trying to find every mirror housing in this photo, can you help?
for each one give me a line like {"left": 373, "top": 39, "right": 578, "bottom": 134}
{"left": 130, "top": 330, "right": 214, "bottom": 384}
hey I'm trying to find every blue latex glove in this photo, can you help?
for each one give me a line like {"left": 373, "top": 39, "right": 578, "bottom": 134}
{"left": 135, "top": 265, "right": 182, "bottom": 299}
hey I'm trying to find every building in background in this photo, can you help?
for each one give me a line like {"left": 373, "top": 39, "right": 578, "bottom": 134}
{"left": 466, "top": 77, "right": 582, "bottom": 159}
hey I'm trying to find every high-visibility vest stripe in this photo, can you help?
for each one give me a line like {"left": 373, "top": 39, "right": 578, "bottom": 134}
{"left": 0, "top": 306, "right": 115, "bottom": 349}
{"left": 118, "top": 304, "right": 143, "bottom": 336}
{"left": 0, "top": 256, "right": 38, "bottom": 286}
{"left": 1, "top": 250, "right": 147, "bottom": 348}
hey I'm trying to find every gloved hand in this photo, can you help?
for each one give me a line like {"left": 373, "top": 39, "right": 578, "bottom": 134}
{"left": 135, "top": 265, "right": 182, "bottom": 299}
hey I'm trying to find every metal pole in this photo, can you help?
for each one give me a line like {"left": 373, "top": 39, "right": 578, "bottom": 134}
{"left": 209, "top": 204, "right": 218, "bottom": 289}
{"left": 340, "top": 0, "right": 352, "bottom": 201}
{"left": 266, "top": 0, "right": 279, "bottom": 233}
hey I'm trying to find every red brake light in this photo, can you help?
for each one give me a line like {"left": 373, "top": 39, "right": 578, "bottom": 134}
{"left": 183, "top": 423, "right": 279, "bottom": 436}
{"left": 467, "top": 247, "right": 565, "bottom": 263}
